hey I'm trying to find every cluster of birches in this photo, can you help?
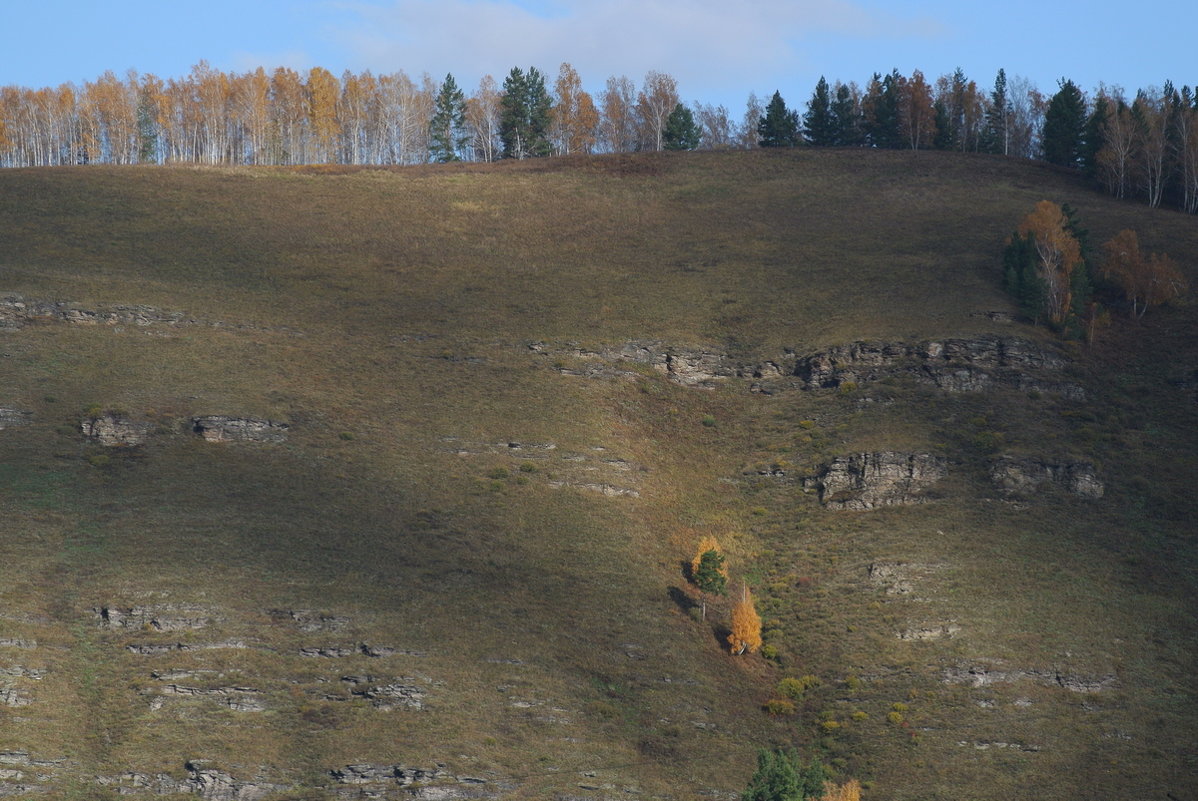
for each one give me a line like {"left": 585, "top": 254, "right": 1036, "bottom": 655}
{"left": 0, "top": 63, "right": 1195, "bottom": 212}
{"left": 1004, "top": 200, "right": 1188, "bottom": 343}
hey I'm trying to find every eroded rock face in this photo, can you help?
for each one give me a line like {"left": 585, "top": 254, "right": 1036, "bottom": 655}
{"left": 94, "top": 605, "right": 212, "bottom": 632}
{"left": 81, "top": 413, "right": 154, "bottom": 447}
{"left": 943, "top": 663, "right": 1115, "bottom": 692}
{"left": 192, "top": 416, "right": 289, "bottom": 443}
{"left": 795, "top": 335, "right": 1081, "bottom": 398}
{"left": 341, "top": 675, "right": 426, "bottom": 710}
{"left": 329, "top": 764, "right": 493, "bottom": 799}
{"left": 0, "top": 409, "right": 32, "bottom": 430}
{"left": 536, "top": 340, "right": 734, "bottom": 387}
{"left": 803, "top": 452, "right": 947, "bottom": 510}
{"left": 183, "top": 762, "right": 282, "bottom": 801}
{"left": 268, "top": 609, "right": 348, "bottom": 631}
{"left": 331, "top": 763, "right": 447, "bottom": 786}
{"left": 990, "top": 456, "right": 1104, "bottom": 498}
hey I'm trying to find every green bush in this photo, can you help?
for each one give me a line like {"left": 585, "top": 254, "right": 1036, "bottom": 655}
{"left": 763, "top": 698, "right": 797, "bottom": 716}
{"left": 777, "top": 674, "right": 821, "bottom": 700}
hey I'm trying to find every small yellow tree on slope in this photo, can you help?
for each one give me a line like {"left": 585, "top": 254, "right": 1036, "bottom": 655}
{"left": 728, "top": 585, "right": 762, "bottom": 655}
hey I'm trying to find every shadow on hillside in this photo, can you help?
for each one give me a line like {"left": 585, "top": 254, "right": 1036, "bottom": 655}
{"left": 667, "top": 585, "right": 697, "bottom": 614}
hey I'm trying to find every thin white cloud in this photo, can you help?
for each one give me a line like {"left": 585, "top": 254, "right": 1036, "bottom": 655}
{"left": 327, "top": 0, "right": 945, "bottom": 97}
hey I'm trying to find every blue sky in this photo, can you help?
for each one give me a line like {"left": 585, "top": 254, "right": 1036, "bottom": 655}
{"left": 2, "top": 0, "right": 1191, "bottom": 109}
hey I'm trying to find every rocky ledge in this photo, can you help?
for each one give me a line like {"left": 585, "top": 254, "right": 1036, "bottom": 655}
{"left": 944, "top": 662, "right": 1115, "bottom": 693}
{"left": 795, "top": 335, "right": 1083, "bottom": 398}
{"left": 803, "top": 452, "right": 947, "bottom": 510}
{"left": 80, "top": 413, "right": 290, "bottom": 446}
{"left": 100, "top": 761, "right": 283, "bottom": 800}
{"left": 0, "top": 408, "right": 32, "bottom": 429}
{"left": 192, "top": 416, "right": 289, "bottom": 443}
{"left": 534, "top": 333, "right": 1083, "bottom": 398}
{"left": 990, "top": 456, "right": 1104, "bottom": 498}
{"left": 531, "top": 340, "right": 736, "bottom": 387}
{"left": 81, "top": 412, "right": 155, "bottom": 447}
{"left": 330, "top": 763, "right": 495, "bottom": 799}
{"left": 0, "top": 294, "right": 299, "bottom": 335}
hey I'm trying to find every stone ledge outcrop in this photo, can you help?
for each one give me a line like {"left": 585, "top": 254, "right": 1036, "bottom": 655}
{"left": 944, "top": 662, "right": 1115, "bottom": 693}
{"left": 803, "top": 452, "right": 947, "bottom": 510}
{"left": 796, "top": 335, "right": 1083, "bottom": 398}
{"left": 0, "top": 409, "right": 32, "bottom": 430}
{"left": 81, "top": 412, "right": 154, "bottom": 447}
{"left": 990, "top": 456, "right": 1104, "bottom": 498}
{"left": 191, "top": 416, "right": 289, "bottom": 443}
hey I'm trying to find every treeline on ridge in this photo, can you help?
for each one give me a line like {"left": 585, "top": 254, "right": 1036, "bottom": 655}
{"left": 0, "top": 62, "right": 1195, "bottom": 214}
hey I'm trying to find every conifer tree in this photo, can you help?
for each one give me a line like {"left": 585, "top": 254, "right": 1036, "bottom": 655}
{"left": 863, "top": 70, "right": 902, "bottom": 148}
{"left": 692, "top": 543, "right": 727, "bottom": 621}
{"left": 831, "top": 82, "right": 862, "bottom": 146}
{"left": 429, "top": 73, "right": 467, "bottom": 162}
{"left": 803, "top": 76, "right": 837, "bottom": 146}
{"left": 662, "top": 103, "right": 700, "bottom": 150}
{"left": 983, "top": 68, "right": 1011, "bottom": 155}
{"left": 758, "top": 91, "right": 801, "bottom": 147}
{"left": 1003, "top": 230, "right": 1047, "bottom": 324}
{"left": 1042, "top": 79, "right": 1087, "bottom": 167}
{"left": 500, "top": 66, "right": 551, "bottom": 159}
{"left": 742, "top": 749, "right": 801, "bottom": 801}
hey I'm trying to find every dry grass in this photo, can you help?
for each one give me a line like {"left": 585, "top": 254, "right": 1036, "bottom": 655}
{"left": 0, "top": 149, "right": 1195, "bottom": 799}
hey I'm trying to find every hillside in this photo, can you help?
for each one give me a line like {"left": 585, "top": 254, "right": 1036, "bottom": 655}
{"left": 0, "top": 149, "right": 1195, "bottom": 801}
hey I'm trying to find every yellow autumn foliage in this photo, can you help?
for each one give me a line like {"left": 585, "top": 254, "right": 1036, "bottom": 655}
{"left": 690, "top": 535, "right": 728, "bottom": 579}
{"left": 819, "top": 779, "right": 862, "bottom": 801}
{"left": 728, "top": 587, "right": 762, "bottom": 655}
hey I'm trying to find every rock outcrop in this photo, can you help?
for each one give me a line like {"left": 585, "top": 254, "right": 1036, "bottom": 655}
{"left": 81, "top": 413, "right": 154, "bottom": 447}
{"left": 100, "top": 762, "right": 284, "bottom": 799}
{"left": 0, "top": 295, "right": 190, "bottom": 329}
{"left": 157, "top": 684, "right": 265, "bottom": 712}
{"left": 340, "top": 674, "right": 426, "bottom": 710}
{"left": 795, "top": 335, "right": 1082, "bottom": 398}
{"left": 943, "top": 662, "right": 1115, "bottom": 693}
{"left": 192, "top": 416, "right": 289, "bottom": 443}
{"left": 990, "top": 456, "right": 1104, "bottom": 498}
{"left": 329, "top": 764, "right": 494, "bottom": 799}
{"left": 533, "top": 340, "right": 734, "bottom": 387}
{"left": 0, "top": 294, "right": 299, "bottom": 335}
{"left": 94, "top": 605, "right": 212, "bottom": 631}
{"left": 300, "top": 643, "right": 422, "bottom": 658}
{"left": 803, "top": 452, "right": 947, "bottom": 510}
{"left": 0, "top": 409, "right": 32, "bottom": 430}
{"left": 268, "top": 608, "right": 348, "bottom": 631}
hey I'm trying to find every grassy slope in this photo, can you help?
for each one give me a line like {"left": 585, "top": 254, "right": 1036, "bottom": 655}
{"left": 0, "top": 150, "right": 1194, "bottom": 800}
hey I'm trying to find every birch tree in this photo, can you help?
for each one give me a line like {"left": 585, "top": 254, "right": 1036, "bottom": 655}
{"left": 1017, "top": 200, "right": 1082, "bottom": 327}
{"left": 598, "top": 75, "right": 637, "bottom": 153}
{"left": 635, "top": 70, "right": 679, "bottom": 152}
{"left": 466, "top": 75, "right": 501, "bottom": 162}
{"left": 550, "top": 62, "right": 598, "bottom": 155}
